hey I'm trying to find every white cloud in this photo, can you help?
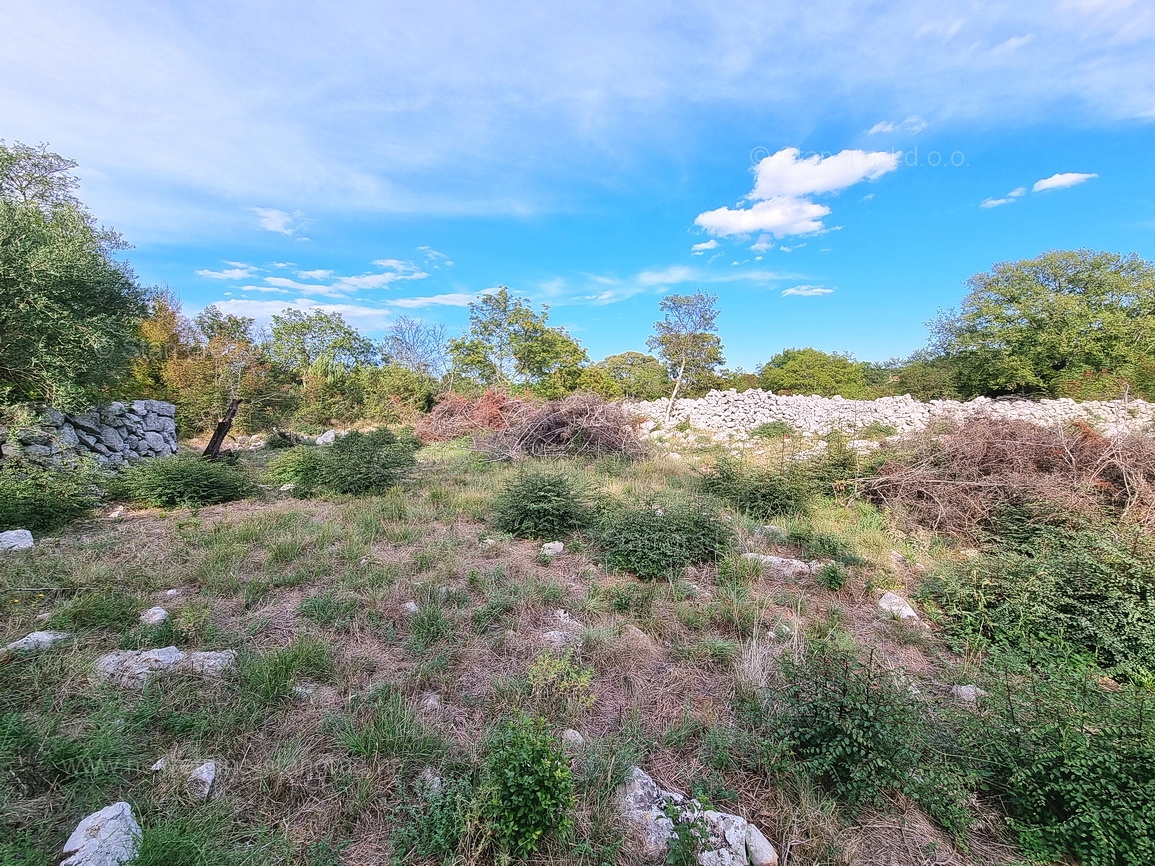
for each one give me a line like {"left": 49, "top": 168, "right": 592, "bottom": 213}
{"left": 297, "top": 269, "right": 334, "bottom": 280}
{"left": 417, "top": 246, "right": 454, "bottom": 267}
{"left": 1009, "top": 186, "right": 1027, "bottom": 197}
{"left": 866, "top": 115, "right": 928, "bottom": 135}
{"left": 387, "top": 292, "right": 478, "bottom": 308}
{"left": 209, "top": 298, "right": 394, "bottom": 331}
{"left": 782, "top": 285, "right": 833, "bottom": 297}
{"left": 1033, "top": 171, "right": 1099, "bottom": 192}
{"left": 637, "top": 265, "right": 696, "bottom": 285}
{"left": 980, "top": 196, "right": 1015, "bottom": 208}
{"left": 237, "top": 285, "right": 292, "bottom": 294}
{"left": 690, "top": 239, "right": 718, "bottom": 254}
{"left": 196, "top": 265, "right": 256, "bottom": 280}
{"left": 251, "top": 207, "right": 298, "bottom": 236}
{"left": 695, "top": 147, "right": 899, "bottom": 241}
{"left": 993, "top": 34, "right": 1035, "bottom": 53}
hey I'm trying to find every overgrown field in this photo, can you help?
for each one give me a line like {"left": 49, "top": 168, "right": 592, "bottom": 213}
{"left": 2, "top": 422, "right": 1154, "bottom": 866}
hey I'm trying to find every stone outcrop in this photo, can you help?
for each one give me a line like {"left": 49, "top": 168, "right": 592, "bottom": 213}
{"left": 632, "top": 390, "right": 1154, "bottom": 439}
{"left": 0, "top": 529, "right": 34, "bottom": 551}
{"left": 1, "top": 401, "right": 178, "bottom": 466}
{"left": 94, "top": 646, "right": 237, "bottom": 687}
{"left": 60, "top": 801, "right": 141, "bottom": 866}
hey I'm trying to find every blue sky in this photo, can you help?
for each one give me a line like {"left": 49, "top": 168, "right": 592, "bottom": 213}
{"left": 5, "top": 0, "right": 1154, "bottom": 370}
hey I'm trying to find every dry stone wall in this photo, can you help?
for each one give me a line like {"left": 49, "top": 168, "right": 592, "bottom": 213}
{"left": 0, "top": 401, "right": 178, "bottom": 466}
{"left": 632, "top": 390, "right": 1155, "bottom": 438}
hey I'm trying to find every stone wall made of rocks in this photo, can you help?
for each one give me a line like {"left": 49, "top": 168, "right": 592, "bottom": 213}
{"left": 1, "top": 401, "right": 178, "bottom": 466}
{"left": 632, "top": 390, "right": 1155, "bottom": 439}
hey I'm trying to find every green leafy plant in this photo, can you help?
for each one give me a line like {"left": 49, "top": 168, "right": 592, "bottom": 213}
{"left": 592, "top": 495, "right": 731, "bottom": 580}
{"left": 751, "top": 420, "right": 799, "bottom": 439}
{"left": 699, "top": 456, "right": 811, "bottom": 518}
{"left": 119, "top": 454, "right": 252, "bottom": 508}
{"left": 663, "top": 803, "right": 706, "bottom": 866}
{"left": 526, "top": 650, "right": 596, "bottom": 720}
{"left": 479, "top": 713, "right": 574, "bottom": 858}
{"left": 266, "top": 428, "right": 419, "bottom": 497}
{"left": 390, "top": 773, "right": 474, "bottom": 864}
{"left": 815, "top": 563, "right": 848, "bottom": 591}
{"left": 0, "top": 458, "right": 103, "bottom": 532}
{"left": 492, "top": 469, "right": 589, "bottom": 539}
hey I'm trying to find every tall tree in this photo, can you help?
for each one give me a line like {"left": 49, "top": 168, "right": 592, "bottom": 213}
{"left": 448, "top": 287, "right": 587, "bottom": 390}
{"left": 594, "top": 352, "right": 671, "bottom": 400}
{"left": 646, "top": 291, "right": 724, "bottom": 421}
{"left": 267, "top": 309, "right": 378, "bottom": 376}
{"left": 933, "top": 250, "right": 1155, "bottom": 398}
{"left": 0, "top": 141, "right": 151, "bottom": 408}
{"left": 384, "top": 315, "right": 448, "bottom": 377}
{"left": 758, "top": 347, "right": 871, "bottom": 398}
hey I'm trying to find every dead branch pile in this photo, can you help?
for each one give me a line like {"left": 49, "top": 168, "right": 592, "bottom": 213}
{"left": 866, "top": 416, "right": 1155, "bottom": 537}
{"left": 474, "top": 393, "right": 647, "bottom": 460}
{"left": 414, "top": 389, "right": 530, "bottom": 443}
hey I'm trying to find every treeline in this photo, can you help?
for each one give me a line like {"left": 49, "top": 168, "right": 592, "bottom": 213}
{"left": 5, "top": 140, "right": 1155, "bottom": 436}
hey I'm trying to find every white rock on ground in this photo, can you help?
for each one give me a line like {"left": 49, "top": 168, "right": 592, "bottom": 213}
{"left": 951, "top": 684, "right": 989, "bottom": 704}
{"left": 540, "top": 541, "right": 565, "bottom": 557}
{"left": 150, "top": 757, "right": 167, "bottom": 772}
{"left": 617, "top": 767, "right": 778, "bottom": 865}
{"left": 542, "top": 629, "right": 581, "bottom": 648}
{"left": 94, "top": 647, "right": 237, "bottom": 687}
{"left": 419, "top": 692, "right": 442, "bottom": 712}
{"left": 1, "top": 630, "right": 71, "bottom": 658}
{"left": 416, "top": 767, "right": 443, "bottom": 793}
{"left": 741, "top": 553, "right": 812, "bottom": 580}
{"left": 139, "top": 607, "right": 169, "bottom": 625}
{"left": 60, "top": 801, "right": 141, "bottom": 866}
{"left": 877, "top": 591, "right": 920, "bottom": 620}
{"left": 188, "top": 760, "right": 217, "bottom": 799}
{"left": 0, "top": 529, "right": 34, "bottom": 551}
{"left": 402, "top": 601, "right": 420, "bottom": 615}
{"left": 561, "top": 728, "right": 584, "bottom": 747}
{"left": 316, "top": 429, "right": 337, "bottom": 445}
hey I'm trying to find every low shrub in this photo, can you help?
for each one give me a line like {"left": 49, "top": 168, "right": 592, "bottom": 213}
{"left": 479, "top": 713, "right": 573, "bottom": 858}
{"left": 390, "top": 774, "right": 474, "bottom": 864}
{"left": 699, "top": 455, "right": 811, "bottom": 518}
{"left": 760, "top": 637, "right": 970, "bottom": 831}
{"left": 788, "top": 526, "right": 865, "bottom": 566}
{"left": 924, "top": 521, "right": 1155, "bottom": 684}
{"left": 751, "top": 420, "right": 799, "bottom": 439}
{"left": 815, "top": 563, "right": 848, "bottom": 591}
{"left": 0, "top": 458, "right": 103, "bottom": 532}
{"left": 591, "top": 496, "right": 731, "bottom": 580}
{"left": 266, "top": 429, "right": 419, "bottom": 496}
{"left": 492, "top": 470, "right": 589, "bottom": 539}
{"left": 119, "top": 454, "right": 252, "bottom": 508}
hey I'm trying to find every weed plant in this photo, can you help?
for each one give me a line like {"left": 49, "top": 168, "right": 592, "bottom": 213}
{"left": 266, "top": 429, "right": 419, "bottom": 496}
{"left": 699, "top": 455, "right": 811, "bottom": 518}
{"left": 0, "top": 458, "right": 103, "bottom": 532}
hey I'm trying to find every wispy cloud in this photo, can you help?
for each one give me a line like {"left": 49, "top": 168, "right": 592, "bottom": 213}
{"left": 980, "top": 186, "right": 1027, "bottom": 208}
{"left": 866, "top": 115, "right": 928, "bottom": 135}
{"left": 1033, "top": 171, "right": 1099, "bottom": 192}
{"left": 387, "top": 292, "right": 477, "bottom": 308}
{"left": 196, "top": 264, "right": 257, "bottom": 280}
{"left": 782, "top": 285, "right": 833, "bottom": 297}
{"left": 251, "top": 207, "right": 299, "bottom": 236}
{"left": 691, "top": 239, "right": 718, "bottom": 254}
{"left": 695, "top": 147, "right": 899, "bottom": 241}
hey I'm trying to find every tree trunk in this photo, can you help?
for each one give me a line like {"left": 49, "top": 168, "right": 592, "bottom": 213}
{"left": 663, "top": 360, "right": 686, "bottom": 424}
{"left": 202, "top": 399, "right": 243, "bottom": 459}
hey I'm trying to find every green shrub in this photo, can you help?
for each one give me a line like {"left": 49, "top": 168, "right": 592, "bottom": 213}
{"left": 493, "top": 469, "right": 589, "bottom": 539}
{"left": 0, "top": 458, "right": 102, "bottom": 532}
{"left": 815, "top": 563, "right": 848, "bottom": 591}
{"left": 788, "top": 526, "right": 865, "bottom": 566}
{"left": 592, "top": 496, "right": 731, "bottom": 580}
{"left": 761, "top": 638, "right": 970, "bottom": 830}
{"left": 751, "top": 420, "right": 799, "bottom": 439}
{"left": 953, "top": 654, "right": 1155, "bottom": 866}
{"left": 699, "top": 456, "right": 811, "bottom": 518}
{"left": 119, "top": 454, "right": 252, "bottom": 508}
{"left": 266, "top": 429, "right": 419, "bottom": 496}
{"left": 479, "top": 713, "right": 573, "bottom": 857}
{"left": 390, "top": 774, "right": 474, "bottom": 864}
{"left": 924, "top": 523, "right": 1155, "bottom": 684}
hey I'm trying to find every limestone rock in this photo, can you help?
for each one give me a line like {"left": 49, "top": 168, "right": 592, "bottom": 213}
{"left": 1, "top": 630, "right": 70, "bottom": 657}
{"left": 540, "top": 541, "right": 565, "bottom": 558}
{"left": 402, "top": 601, "right": 420, "bottom": 615}
{"left": 94, "top": 647, "right": 236, "bottom": 687}
{"left": 60, "top": 801, "right": 141, "bottom": 866}
{"left": 140, "top": 607, "right": 169, "bottom": 626}
{"left": 746, "top": 825, "right": 779, "bottom": 866}
{"left": 561, "top": 728, "right": 584, "bottom": 747}
{"left": 951, "top": 684, "right": 988, "bottom": 704}
{"left": 188, "top": 760, "right": 217, "bottom": 799}
{"left": 416, "top": 767, "right": 443, "bottom": 793}
{"left": 618, "top": 768, "right": 677, "bottom": 860}
{"left": 542, "top": 629, "right": 580, "bottom": 649}
{"left": 877, "top": 591, "right": 919, "bottom": 620}
{"left": 150, "top": 757, "right": 167, "bottom": 772}
{"left": 741, "top": 553, "right": 812, "bottom": 579}
{"left": 419, "top": 692, "right": 442, "bottom": 712}
{"left": 316, "top": 429, "right": 337, "bottom": 445}
{"left": 0, "top": 529, "right": 34, "bottom": 551}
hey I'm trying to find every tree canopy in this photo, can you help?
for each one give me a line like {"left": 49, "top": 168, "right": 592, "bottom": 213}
{"left": 267, "top": 309, "right": 379, "bottom": 375}
{"left": 758, "top": 347, "right": 872, "bottom": 398}
{"left": 0, "top": 142, "right": 150, "bottom": 408}
{"left": 647, "top": 291, "right": 724, "bottom": 417}
{"left": 933, "top": 249, "right": 1155, "bottom": 398}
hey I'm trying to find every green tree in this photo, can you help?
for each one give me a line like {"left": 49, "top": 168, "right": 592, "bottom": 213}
{"left": 758, "top": 347, "right": 871, "bottom": 398}
{"left": 933, "top": 249, "right": 1155, "bottom": 398}
{"left": 646, "top": 291, "right": 724, "bottom": 421}
{"left": 267, "top": 309, "right": 378, "bottom": 376}
{"left": 448, "top": 287, "right": 587, "bottom": 390}
{"left": 195, "top": 304, "right": 257, "bottom": 345}
{"left": 594, "top": 351, "right": 671, "bottom": 400}
{"left": 0, "top": 142, "right": 151, "bottom": 408}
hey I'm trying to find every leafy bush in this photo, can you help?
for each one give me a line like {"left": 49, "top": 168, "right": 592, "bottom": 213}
{"left": 0, "top": 458, "right": 102, "bottom": 532}
{"left": 952, "top": 654, "right": 1155, "bottom": 866}
{"left": 591, "top": 496, "right": 731, "bottom": 580}
{"left": 119, "top": 454, "right": 251, "bottom": 508}
{"left": 761, "top": 637, "right": 969, "bottom": 830}
{"left": 390, "top": 774, "right": 474, "bottom": 864}
{"left": 788, "top": 526, "right": 865, "bottom": 566}
{"left": 751, "top": 420, "right": 799, "bottom": 439}
{"left": 492, "top": 469, "right": 589, "bottom": 539}
{"left": 266, "top": 428, "right": 419, "bottom": 496}
{"left": 479, "top": 713, "right": 573, "bottom": 857}
{"left": 699, "top": 456, "right": 811, "bottom": 518}
{"left": 924, "top": 522, "right": 1155, "bottom": 684}
{"left": 815, "top": 563, "right": 848, "bottom": 591}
